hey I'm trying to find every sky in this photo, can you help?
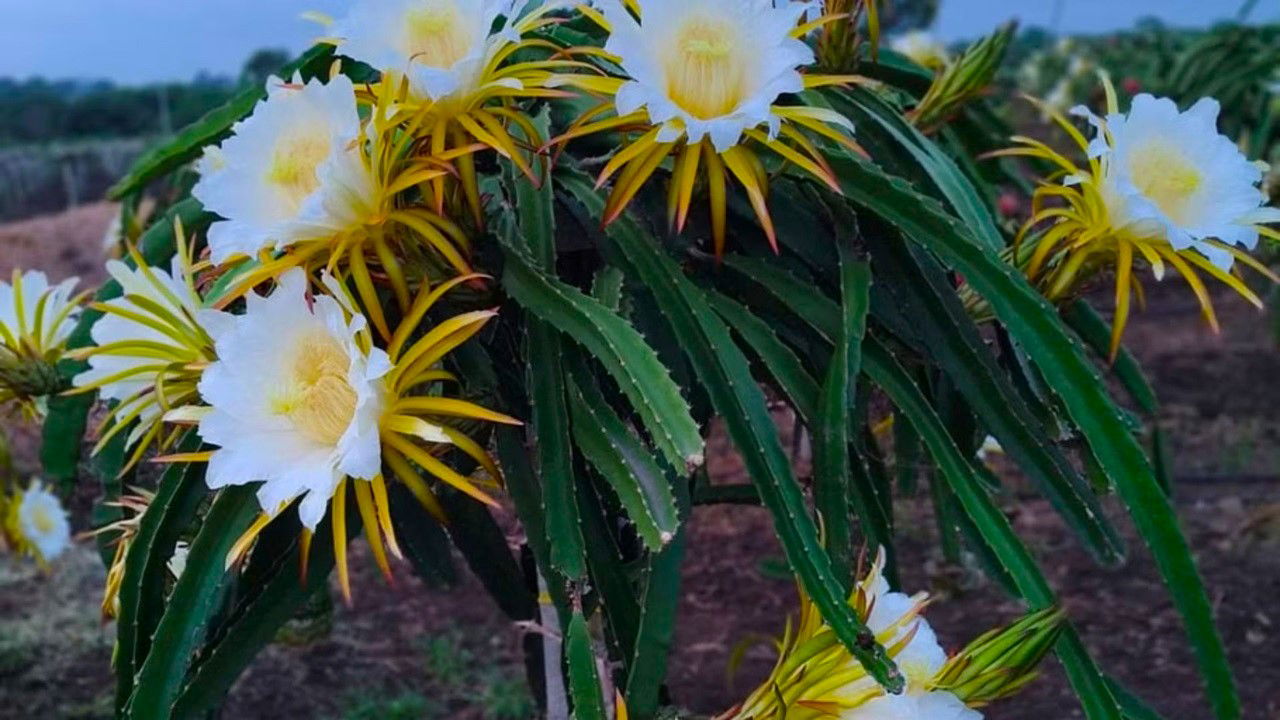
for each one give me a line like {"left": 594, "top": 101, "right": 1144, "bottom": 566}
{"left": 2, "top": 0, "right": 1279, "bottom": 85}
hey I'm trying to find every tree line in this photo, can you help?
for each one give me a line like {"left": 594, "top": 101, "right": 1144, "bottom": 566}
{"left": 0, "top": 49, "right": 291, "bottom": 146}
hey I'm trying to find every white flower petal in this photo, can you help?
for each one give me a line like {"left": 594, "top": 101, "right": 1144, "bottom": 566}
{"left": 197, "top": 268, "right": 386, "bottom": 526}
{"left": 0, "top": 270, "right": 79, "bottom": 356}
{"left": 16, "top": 481, "right": 72, "bottom": 562}
{"left": 332, "top": 0, "right": 519, "bottom": 102}
{"left": 603, "top": 0, "right": 810, "bottom": 150}
{"left": 841, "top": 691, "right": 982, "bottom": 720}
{"left": 192, "top": 75, "right": 376, "bottom": 265}
{"left": 74, "top": 259, "right": 217, "bottom": 407}
{"left": 1090, "top": 91, "right": 1279, "bottom": 270}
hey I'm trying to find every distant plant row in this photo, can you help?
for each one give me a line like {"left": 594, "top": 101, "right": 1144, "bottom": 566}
{"left": 0, "top": 49, "right": 292, "bottom": 146}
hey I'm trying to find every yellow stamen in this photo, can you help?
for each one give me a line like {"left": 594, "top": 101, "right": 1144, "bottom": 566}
{"left": 271, "top": 332, "right": 358, "bottom": 447}
{"left": 402, "top": 3, "right": 474, "bottom": 70}
{"left": 1125, "top": 141, "right": 1203, "bottom": 226}
{"left": 665, "top": 16, "right": 747, "bottom": 119}
{"left": 266, "top": 131, "right": 331, "bottom": 213}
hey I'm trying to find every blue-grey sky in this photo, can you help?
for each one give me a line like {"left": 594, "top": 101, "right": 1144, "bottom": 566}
{"left": 935, "top": 0, "right": 1279, "bottom": 41}
{"left": 3, "top": 0, "right": 1278, "bottom": 84}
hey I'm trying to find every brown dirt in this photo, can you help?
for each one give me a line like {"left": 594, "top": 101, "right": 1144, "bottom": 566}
{"left": 1, "top": 208, "right": 1278, "bottom": 719}
{"left": 0, "top": 201, "right": 115, "bottom": 287}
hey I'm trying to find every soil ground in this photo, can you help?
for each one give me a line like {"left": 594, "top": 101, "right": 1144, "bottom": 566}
{"left": 0, "top": 205, "right": 1277, "bottom": 719}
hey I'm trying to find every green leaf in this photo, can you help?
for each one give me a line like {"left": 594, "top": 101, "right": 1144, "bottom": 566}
{"left": 1062, "top": 300, "right": 1159, "bottom": 415}
{"left": 624, "top": 477, "right": 689, "bottom": 720}
{"left": 826, "top": 151, "right": 1238, "bottom": 719}
{"left": 389, "top": 484, "right": 457, "bottom": 588}
{"left": 825, "top": 87, "right": 1005, "bottom": 254}
{"left": 114, "top": 435, "right": 206, "bottom": 713}
{"left": 171, "top": 513, "right": 338, "bottom": 718}
{"left": 495, "top": 157, "right": 589, "bottom": 581}
{"left": 705, "top": 291, "right": 820, "bottom": 426}
{"left": 439, "top": 488, "right": 537, "bottom": 621}
{"left": 814, "top": 251, "right": 871, "bottom": 587}
{"left": 565, "top": 610, "right": 608, "bottom": 720}
{"left": 1106, "top": 676, "right": 1168, "bottom": 720}
{"left": 495, "top": 427, "right": 552, "bottom": 576}
{"left": 126, "top": 485, "right": 260, "bottom": 719}
{"left": 566, "top": 365, "right": 681, "bottom": 551}
{"left": 500, "top": 235, "right": 704, "bottom": 473}
{"left": 41, "top": 198, "right": 211, "bottom": 482}
{"left": 107, "top": 45, "right": 335, "bottom": 199}
{"left": 527, "top": 318, "right": 586, "bottom": 580}
{"left": 862, "top": 338, "right": 1122, "bottom": 720}
{"left": 893, "top": 414, "right": 921, "bottom": 495}
{"left": 866, "top": 232, "right": 1125, "bottom": 565}
{"left": 576, "top": 475, "right": 641, "bottom": 661}
{"left": 506, "top": 106, "right": 557, "bottom": 268}
{"left": 721, "top": 255, "right": 841, "bottom": 342}
{"left": 591, "top": 266, "right": 626, "bottom": 311}
{"left": 559, "top": 175, "right": 903, "bottom": 693}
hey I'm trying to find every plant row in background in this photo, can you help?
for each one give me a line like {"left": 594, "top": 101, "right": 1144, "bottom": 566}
{"left": 1, "top": 1, "right": 1276, "bottom": 718}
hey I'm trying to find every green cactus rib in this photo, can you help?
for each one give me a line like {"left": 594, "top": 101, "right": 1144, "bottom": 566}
{"left": 527, "top": 318, "right": 587, "bottom": 580}
{"left": 591, "top": 266, "right": 626, "bottom": 311}
{"left": 862, "top": 338, "right": 1124, "bottom": 720}
{"left": 494, "top": 425, "right": 573, "bottom": 622}
{"left": 724, "top": 245, "right": 1124, "bottom": 568}
{"left": 500, "top": 236, "right": 704, "bottom": 474}
{"left": 170, "top": 514, "right": 340, "bottom": 719}
{"left": 438, "top": 487, "right": 538, "bottom": 622}
{"left": 824, "top": 150, "right": 1237, "bottom": 720}
{"left": 813, "top": 250, "right": 871, "bottom": 589}
{"left": 704, "top": 291, "right": 820, "bottom": 426}
{"left": 125, "top": 485, "right": 260, "bottom": 719}
{"left": 567, "top": 362, "right": 681, "bottom": 551}
{"left": 388, "top": 483, "right": 457, "bottom": 588}
{"left": 864, "top": 232, "right": 1125, "bottom": 566}
{"left": 502, "top": 125, "right": 584, "bottom": 581}
{"left": 1062, "top": 300, "right": 1159, "bottom": 415}
{"left": 575, "top": 475, "right": 642, "bottom": 661}
{"left": 624, "top": 477, "right": 689, "bottom": 719}
{"left": 113, "top": 434, "right": 205, "bottom": 714}
{"left": 829, "top": 87, "right": 1005, "bottom": 254}
{"left": 565, "top": 609, "right": 608, "bottom": 720}
{"left": 557, "top": 174, "right": 903, "bottom": 694}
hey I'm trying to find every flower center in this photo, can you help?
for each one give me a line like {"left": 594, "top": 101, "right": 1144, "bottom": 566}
{"left": 1126, "top": 140, "right": 1203, "bottom": 224}
{"left": 273, "top": 332, "right": 357, "bottom": 446}
{"left": 31, "top": 506, "right": 54, "bottom": 535}
{"left": 266, "top": 131, "right": 332, "bottom": 214}
{"left": 402, "top": 2, "right": 474, "bottom": 69}
{"left": 664, "top": 16, "right": 748, "bottom": 120}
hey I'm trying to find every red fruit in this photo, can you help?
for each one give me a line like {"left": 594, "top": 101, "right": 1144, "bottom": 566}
{"left": 997, "top": 192, "right": 1020, "bottom": 217}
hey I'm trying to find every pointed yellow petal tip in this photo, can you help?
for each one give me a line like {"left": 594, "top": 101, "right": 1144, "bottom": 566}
{"left": 615, "top": 690, "right": 629, "bottom": 720}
